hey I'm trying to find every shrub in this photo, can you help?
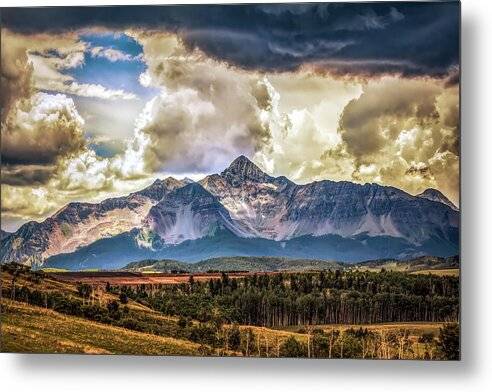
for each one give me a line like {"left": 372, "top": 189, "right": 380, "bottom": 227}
{"left": 280, "top": 336, "right": 305, "bottom": 358}
{"left": 436, "top": 323, "right": 460, "bottom": 360}
{"left": 419, "top": 331, "right": 435, "bottom": 344}
{"left": 119, "top": 292, "right": 128, "bottom": 304}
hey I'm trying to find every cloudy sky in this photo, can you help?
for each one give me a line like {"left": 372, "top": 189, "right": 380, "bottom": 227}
{"left": 0, "top": 2, "right": 460, "bottom": 231}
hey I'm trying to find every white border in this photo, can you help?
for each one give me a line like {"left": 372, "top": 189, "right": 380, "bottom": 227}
{"left": 2, "top": 1, "right": 492, "bottom": 391}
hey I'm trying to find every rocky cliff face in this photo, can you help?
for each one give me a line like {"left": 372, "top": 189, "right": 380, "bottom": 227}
{"left": 140, "top": 182, "right": 251, "bottom": 249}
{"left": 283, "top": 181, "right": 459, "bottom": 245}
{"left": 199, "top": 156, "right": 297, "bottom": 239}
{"left": 199, "top": 156, "right": 459, "bottom": 245}
{"left": 0, "top": 178, "right": 186, "bottom": 266}
{"left": 130, "top": 177, "right": 184, "bottom": 201}
{"left": 417, "top": 188, "right": 458, "bottom": 211}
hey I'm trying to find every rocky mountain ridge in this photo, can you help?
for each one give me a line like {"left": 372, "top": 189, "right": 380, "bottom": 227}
{"left": 1, "top": 155, "right": 459, "bottom": 268}
{"left": 416, "top": 188, "right": 458, "bottom": 211}
{"left": 0, "top": 177, "right": 185, "bottom": 266}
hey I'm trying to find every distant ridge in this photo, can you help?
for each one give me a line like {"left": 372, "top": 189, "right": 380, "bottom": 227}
{"left": 122, "top": 256, "right": 345, "bottom": 273}
{"left": 122, "top": 255, "right": 458, "bottom": 273}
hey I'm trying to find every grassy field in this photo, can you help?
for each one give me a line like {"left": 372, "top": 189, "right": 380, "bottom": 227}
{"left": 1, "top": 297, "right": 316, "bottom": 356}
{"left": 276, "top": 322, "right": 444, "bottom": 335}
{"left": 1, "top": 268, "right": 153, "bottom": 313}
{"left": 410, "top": 268, "right": 459, "bottom": 277}
{"left": 1, "top": 299, "right": 204, "bottom": 355}
{"left": 352, "top": 265, "right": 459, "bottom": 276}
{"left": 39, "top": 267, "right": 69, "bottom": 273}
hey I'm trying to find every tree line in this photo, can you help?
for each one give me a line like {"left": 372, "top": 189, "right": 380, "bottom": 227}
{"left": 118, "top": 270, "right": 459, "bottom": 327}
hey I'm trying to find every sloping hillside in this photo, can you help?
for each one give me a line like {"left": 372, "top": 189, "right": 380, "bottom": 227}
{"left": 1, "top": 300, "right": 203, "bottom": 355}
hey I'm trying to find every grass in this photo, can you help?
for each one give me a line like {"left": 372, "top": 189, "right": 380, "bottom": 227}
{"left": 1, "top": 270, "right": 153, "bottom": 313}
{"left": 237, "top": 325, "right": 309, "bottom": 353}
{"left": 1, "top": 266, "right": 310, "bottom": 357}
{"left": 352, "top": 265, "right": 460, "bottom": 277}
{"left": 39, "top": 267, "right": 69, "bottom": 273}
{"left": 1, "top": 299, "right": 205, "bottom": 356}
{"left": 410, "top": 269, "right": 459, "bottom": 277}
{"left": 271, "top": 322, "right": 449, "bottom": 359}
{"left": 3, "top": 271, "right": 79, "bottom": 296}
{"left": 276, "top": 322, "right": 445, "bottom": 335}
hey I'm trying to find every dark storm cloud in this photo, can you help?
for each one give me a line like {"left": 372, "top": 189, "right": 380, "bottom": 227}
{"left": 1, "top": 2, "right": 459, "bottom": 77}
{"left": 1, "top": 164, "right": 55, "bottom": 186}
{"left": 405, "top": 165, "right": 432, "bottom": 180}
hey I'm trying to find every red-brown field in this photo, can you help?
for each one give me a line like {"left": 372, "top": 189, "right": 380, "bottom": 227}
{"left": 47, "top": 271, "right": 276, "bottom": 286}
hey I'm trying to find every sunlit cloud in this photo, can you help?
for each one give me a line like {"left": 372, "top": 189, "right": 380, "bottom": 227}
{"left": 0, "top": 3, "right": 460, "bottom": 230}
{"left": 89, "top": 45, "right": 141, "bottom": 62}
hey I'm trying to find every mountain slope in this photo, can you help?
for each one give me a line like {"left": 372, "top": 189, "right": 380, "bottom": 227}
{"left": 139, "top": 183, "right": 252, "bottom": 248}
{"left": 199, "top": 156, "right": 298, "bottom": 239}
{"left": 283, "top": 181, "right": 459, "bottom": 245}
{"left": 44, "top": 225, "right": 458, "bottom": 270}
{"left": 0, "top": 178, "right": 185, "bottom": 267}
{"left": 416, "top": 188, "right": 458, "bottom": 211}
{"left": 0, "top": 230, "right": 11, "bottom": 240}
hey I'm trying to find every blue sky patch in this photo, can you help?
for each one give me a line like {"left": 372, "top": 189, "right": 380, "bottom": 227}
{"left": 68, "top": 32, "right": 156, "bottom": 99}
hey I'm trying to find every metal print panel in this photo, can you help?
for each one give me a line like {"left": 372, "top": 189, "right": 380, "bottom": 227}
{"left": 0, "top": 2, "right": 460, "bottom": 359}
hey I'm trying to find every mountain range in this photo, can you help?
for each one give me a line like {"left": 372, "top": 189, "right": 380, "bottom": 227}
{"left": 0, "top": 155, "right": 459, "bottom": 270}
